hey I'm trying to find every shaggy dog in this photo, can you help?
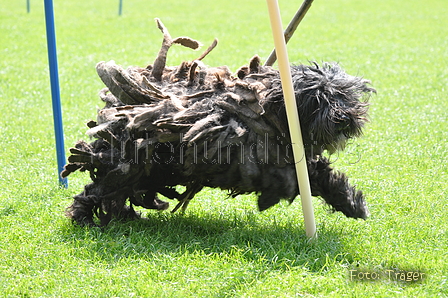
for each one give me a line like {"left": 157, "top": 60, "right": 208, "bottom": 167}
{"left": 62, "top": 20, "right": 375, "bottom": 226}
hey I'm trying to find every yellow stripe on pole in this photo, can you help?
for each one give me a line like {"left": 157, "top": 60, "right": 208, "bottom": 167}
{"left": 266, "top": 0, "right": 317, "bottom": 238}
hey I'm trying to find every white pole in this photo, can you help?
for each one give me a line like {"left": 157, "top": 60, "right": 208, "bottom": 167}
{"left": 266, "top": 0, "right": 316, "bottom": 238}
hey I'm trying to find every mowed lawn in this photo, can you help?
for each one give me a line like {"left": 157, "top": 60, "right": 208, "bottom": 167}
{"left": 0, "top": 0, "right": 446, "bottom": 297}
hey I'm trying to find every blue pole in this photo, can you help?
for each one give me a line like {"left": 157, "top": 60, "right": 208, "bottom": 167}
{"left": 43, "top": 0, "right": 68, "bottom": 187}
{"left": 118, "top": 0, "right": 123, "bottom": 16}
{"left": 27, "top": 0, "right": 30, "bottom": 13}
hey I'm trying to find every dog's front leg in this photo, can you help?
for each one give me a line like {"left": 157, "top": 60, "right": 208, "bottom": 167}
{"left": 308, "top": 157, "right": 369, "bottom": 219}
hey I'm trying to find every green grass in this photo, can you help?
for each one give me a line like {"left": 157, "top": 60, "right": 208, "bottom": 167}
{"left": 1, "top": 0, "right": 447, "bottom": 297}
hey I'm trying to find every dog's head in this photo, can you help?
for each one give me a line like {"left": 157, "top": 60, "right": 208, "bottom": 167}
{"left": 287, "top": 63, "right": 375, "bottom": 155}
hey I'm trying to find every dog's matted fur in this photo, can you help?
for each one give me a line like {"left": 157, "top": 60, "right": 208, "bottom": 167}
{"left": 62, "top": 20, "right": 375, "bottom": 226}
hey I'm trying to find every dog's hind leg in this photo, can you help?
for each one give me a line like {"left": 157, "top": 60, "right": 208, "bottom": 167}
{"left": 66, "top": 192, "right": 98, "bottom": 227}
{"left": 66, "top": 181, "right": 105, "bottom": 226}
{"left": 308, "top": 157, "right": 369, "bottom": 219}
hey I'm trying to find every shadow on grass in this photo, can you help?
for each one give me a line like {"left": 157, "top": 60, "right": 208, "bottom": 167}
{"left": 59, "top": 207, "right": 359, "bottom": 273}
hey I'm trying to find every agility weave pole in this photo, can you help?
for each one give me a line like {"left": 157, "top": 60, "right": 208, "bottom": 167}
{"left": 266, "top": 0, "right": 316, "bottom": 238}
{"left": 265, "top": 0, "right": 314, "bottom": 67}
{"left": 119, "top": 0, "right": 123, "bottom": 16}
{"left": 44, "top": 0, "right": 67, "bottom": 187}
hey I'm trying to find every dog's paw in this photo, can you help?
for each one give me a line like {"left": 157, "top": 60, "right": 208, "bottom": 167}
{"left": 348, "top": 189, "right": 369, "bottom": 220}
